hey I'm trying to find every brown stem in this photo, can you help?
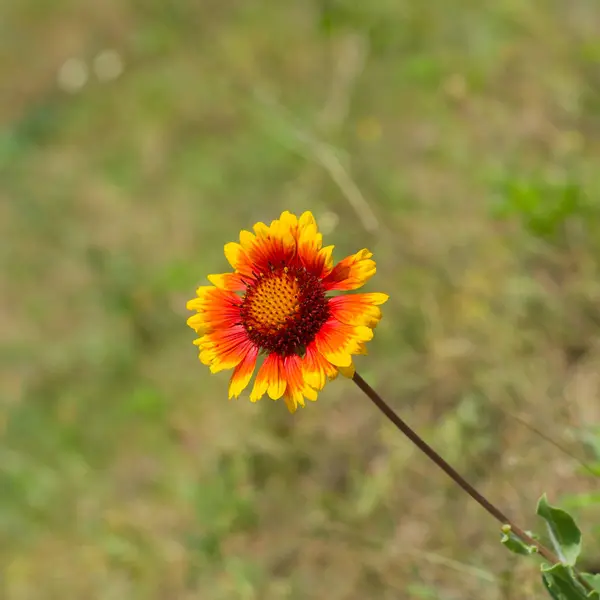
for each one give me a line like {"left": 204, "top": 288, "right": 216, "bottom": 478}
{"left": 352, "top": 371, "right": 590, "bottom": 582}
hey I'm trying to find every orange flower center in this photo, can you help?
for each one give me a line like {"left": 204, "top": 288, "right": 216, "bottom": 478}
{"left": 240, "top": 265, "right": 329, "bottom": 356}
{"left": 245, "top": 269, "right": 300, "bottom": 331}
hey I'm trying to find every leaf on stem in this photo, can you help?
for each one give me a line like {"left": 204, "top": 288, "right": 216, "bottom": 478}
{"left": 541, "top": 563, "right": 595, "bottom": 600}
{"left": 537, "top": 495, "right": 582, "bottom": 567}
{"left": 500, "top": 524, "right": 539, "bottom": 556}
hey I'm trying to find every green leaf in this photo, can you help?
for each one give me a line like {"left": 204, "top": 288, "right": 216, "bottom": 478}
{"left": 500, "top": 525, "right": 539, "bottom": 556}
{"left": 541, "top": 564, "right": 591, "bottom": 600}
{"left": 582, "top": 573, "right": 600, "bottom": 596}
{"left": 537, "top": 494, "right": 582, "bottom": 566}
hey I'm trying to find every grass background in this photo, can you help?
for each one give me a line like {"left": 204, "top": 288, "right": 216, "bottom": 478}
{"left": 2, "top": 1, "right": 600, "bottom": 598}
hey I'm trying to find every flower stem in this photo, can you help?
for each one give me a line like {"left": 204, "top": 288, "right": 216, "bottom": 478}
{"left": 352, "top": 372, "right": 564, "bottom": 566}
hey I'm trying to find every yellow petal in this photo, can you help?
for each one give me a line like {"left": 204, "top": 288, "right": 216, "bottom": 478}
{"left": 279, "top": 211, "right": 299, "bottom": 231}
{"left": 317, "top": 347, "right": 353, "bottom": 367}
{"left": 186, "top": 313, "right": 209, "bottom": 332}
{"left": 302, "top": 384, "right": 318, "bottom": 401}
{"left": 207, "top": 273, "right": 246, "bottom": 291}
{"left": 298, "top": 211, "right": 317, "bottom": 230}
{"left": 228, "top": 347, "right": 259, "bottom": 398}
{"left": 186, "top": 286, "right": 215, "bottom": 310}
{"left": 323, "top": 248, "right": 377, "bottom": 291}
{"left": 253, "top": 221, "right": 270, "bottom": 237}
{"left": 239, "top": 229, "right": 256, "bottom": 249}
{"left": 267, "top": 359, "right": 287, "bottom": 400}
{"left": 353, "top": 326, "right": 374, "bottom": 344}
{"left": 284, "top": 395, "right": 298, "bottom": 413}
{"left": 319, "top": 245, "right": 335, "bottom": 273}
{"left": 249, "top": 378, "right": 268, "bottom": 402}
{"left": 224, "top": 242, "right": 244, "bottom": 268}
{"left": 304, "top": 368, "right": 325, "bottom": 391}
{"left": 250, "top": 355, "right": 279, "bottom": 402}
{"left": 328, "top": 294, "right": 386, "bottom": 328}
{"left": 365, "top": 292, "right": 389, "bottom": 305}
{"left": 355, "top": 342, "right": 368, "bottom": 355}
{"left": 338, "top": 363, "right": 355, "bottom": 378}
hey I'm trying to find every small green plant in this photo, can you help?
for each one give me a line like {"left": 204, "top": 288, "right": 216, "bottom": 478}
{"left": 502, "top": 495, "right": 599, "bottom": 599}
{"left": 490, "top": 170, "right": 588, "bottom": 240}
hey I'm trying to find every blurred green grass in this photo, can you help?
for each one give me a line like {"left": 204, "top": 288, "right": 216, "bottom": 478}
{"left": 2, "top": 1, "right": 600, "bottom": 598}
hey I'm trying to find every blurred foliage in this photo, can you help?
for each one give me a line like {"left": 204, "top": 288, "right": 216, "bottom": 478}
{"left": 490, "top": 169, "right": 590, "bottom": 239}
{"left": 1, "top": 1, "right": 600, "bottom": 599}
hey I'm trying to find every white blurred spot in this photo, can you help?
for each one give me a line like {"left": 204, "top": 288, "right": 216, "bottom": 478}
{"left": 318, "top": 211, "right": 339, "bottom": 235}
{"left": 505, "top": 454, "right": 520, "bottom": 467}
{"left": 93, "top": 49, "right": 124, "bottom": 82}
{"left": 57, "top": 58, "right": 88, "bottom": 93}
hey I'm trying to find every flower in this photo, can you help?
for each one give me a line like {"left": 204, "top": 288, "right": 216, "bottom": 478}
{"left": 186, "top": 211, "right": 388, "bottom": 412}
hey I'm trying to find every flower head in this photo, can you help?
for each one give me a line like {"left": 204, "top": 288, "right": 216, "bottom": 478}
{"left": 186, "top": 211, "right": 388, "bottom": 412}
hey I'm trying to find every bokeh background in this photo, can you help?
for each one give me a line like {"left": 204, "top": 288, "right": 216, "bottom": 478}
{"left": 2, "top": 1, "right": 600, "bottom": 599}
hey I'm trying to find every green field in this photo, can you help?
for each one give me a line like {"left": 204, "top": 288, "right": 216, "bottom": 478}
{"left": 2, "top": 2, "right": 600, "bottom": 598}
